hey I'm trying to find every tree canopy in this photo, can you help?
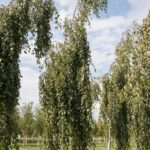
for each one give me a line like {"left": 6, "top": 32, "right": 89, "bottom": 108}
{"left": 100, "top": 13, "right": 150, "bottom": 150}
{"left": 0, "top": 0, "right": 57, "bottom": 148}
{"left": 40, "top": 0, "right": 107, "bottom": 149}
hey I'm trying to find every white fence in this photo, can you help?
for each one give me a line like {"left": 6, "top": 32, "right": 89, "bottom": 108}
{"left": 18, "top": 137, "right": 43, "bottom": 146}
{"left": 18, "top": 137, "right": 109, "bottom": 146}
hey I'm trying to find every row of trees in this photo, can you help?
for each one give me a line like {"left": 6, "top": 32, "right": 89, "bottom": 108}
{"left": 0, "top": 0, "right": 149, "bottom": 150}
{"left": 18, "top": 103, "right": 107, "bottom": 138}
{"left": 6, "top": 103, "right": 45, "bottom": 149}
{"left": 6, "top": 103, "right": 45, "bottom": 143}
{"left": 100, "top": 13, "right": 150, "bottom": 150}
{"left": 0, "top": 0, "right": 108, "bottom": 149}
{"left": 13, "top": 102, "right": 107, "bottom": 139}
{"left": 18, "top": 103, "right": 45, "bottom": 137}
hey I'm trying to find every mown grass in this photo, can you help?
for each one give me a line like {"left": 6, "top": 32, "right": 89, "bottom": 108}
{"left": 15, "top": 144, "right": 136, "bottom": 150}
{"left": 16, "top": 145, "right": 107, "bottom": 150}
{"left": 15, "top": 144, "right": 108, "bottom": 150}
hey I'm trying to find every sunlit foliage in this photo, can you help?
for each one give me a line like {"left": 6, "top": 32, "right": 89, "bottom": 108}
{"left": 100, "top": 13, "right": 150, "bottom": 150}
{"left": 40, "top": 0, "right": 107, "bottom": 149}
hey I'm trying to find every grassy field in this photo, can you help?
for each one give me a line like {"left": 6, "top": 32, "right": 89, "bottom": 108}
{"left": 16, "top": 145, "right": 109, "bottom": 150}
{"left": 15, "top": 144, "right": 136, "bottom": 150}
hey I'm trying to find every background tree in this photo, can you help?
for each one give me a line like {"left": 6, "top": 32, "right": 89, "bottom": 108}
{"left": 92, "top": 120, "right": 108, "bottom": 137}
{"left": 19, "top": 103, "right": 34, "bottom": 137}
{"left": 34, "top": 107, "right": 46, "bottom": 137}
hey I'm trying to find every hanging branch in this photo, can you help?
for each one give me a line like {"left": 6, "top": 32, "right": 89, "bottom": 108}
{"left": 0, "top": 0, "right": 56, "bottom": 149}
{"left": 40, "top": 0, "right": 107, "bottom": 150}
{"left": 100, "top": 12, "right": 150, "bottom": 150}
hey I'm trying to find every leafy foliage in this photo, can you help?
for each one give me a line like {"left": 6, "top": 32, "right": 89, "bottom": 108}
{"left": 130, "top": 15, "right": 150, "bottom": 150}
{"left": 100, "top": 13, "right": 150, "bottom": 150}
{"left": 34, "top": 107, "right": 46, "bottom": 137}
{"left": 40, "top": 19, "right": 93, "bottom": 150}
{"left": 92, "top": 120, "right": 108, "bottom": 137}
{"left": 19, "top": 103, "right": 35, "bottom": 137}
{"left": 18, "top": 103, "right": 45, "bottom": 137}
{"left": 40, "top": 0, "right": 107, "bottom": 149}
{"left": 0, "top": 0, "right": 56, "bottom": 148}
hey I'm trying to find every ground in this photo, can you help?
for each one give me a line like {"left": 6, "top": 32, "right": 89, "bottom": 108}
{"left": 16, "top": 144, "right": 136, "bottom": 150}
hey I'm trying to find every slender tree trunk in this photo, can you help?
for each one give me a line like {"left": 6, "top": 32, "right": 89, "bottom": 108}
{"left": 107, "top": 122, "right": 111, "bottom": 150}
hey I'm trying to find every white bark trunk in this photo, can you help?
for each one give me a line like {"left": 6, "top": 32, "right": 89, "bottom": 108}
{"left": 107, "top": 125, "right": 111, "bottom": 150}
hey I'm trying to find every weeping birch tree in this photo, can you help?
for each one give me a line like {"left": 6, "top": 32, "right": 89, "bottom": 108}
{"left": 100, "top": 12, "right": 150, "bottom": 150}
{"left": 40, "top": 0, "right": 107, "bottom": 149}
{"left": 0, "top": 0, "right": 57, "bottom": 149}
{"left": 130, "top": 13, "right": 150, "bottom": 150}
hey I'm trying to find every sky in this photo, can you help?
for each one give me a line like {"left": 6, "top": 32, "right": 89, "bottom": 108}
{"left": 0, "top": 0, "right": 150, "bottom": 116}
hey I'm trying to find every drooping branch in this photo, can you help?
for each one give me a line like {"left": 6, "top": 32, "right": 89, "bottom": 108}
{"left": 0, "top": 0, "right": 56, "bottom": 148}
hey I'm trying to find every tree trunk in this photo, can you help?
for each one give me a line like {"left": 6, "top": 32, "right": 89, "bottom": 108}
{"left": 107, "top": 125, "right": 111, "bottom": 150}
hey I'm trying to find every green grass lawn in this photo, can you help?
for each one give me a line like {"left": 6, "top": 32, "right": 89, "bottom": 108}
{"left": 16, "top": 145, "right": 41, "bottom": 150}
{"left": 16, "top": 145, "right": 108, "bottom": 150}
{"left": 16, "top": 144, "right": 109, "bottom": 150}
{"left": 16, "top": 144, "right": 136, "bottom": 150}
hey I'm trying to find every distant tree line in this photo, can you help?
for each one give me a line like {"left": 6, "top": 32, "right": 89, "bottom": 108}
{"left": 16, "top": 102, "right": 108, "bottom": 138}
{"left": 14, "top": 103, "right": 46, "bottom": 138}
